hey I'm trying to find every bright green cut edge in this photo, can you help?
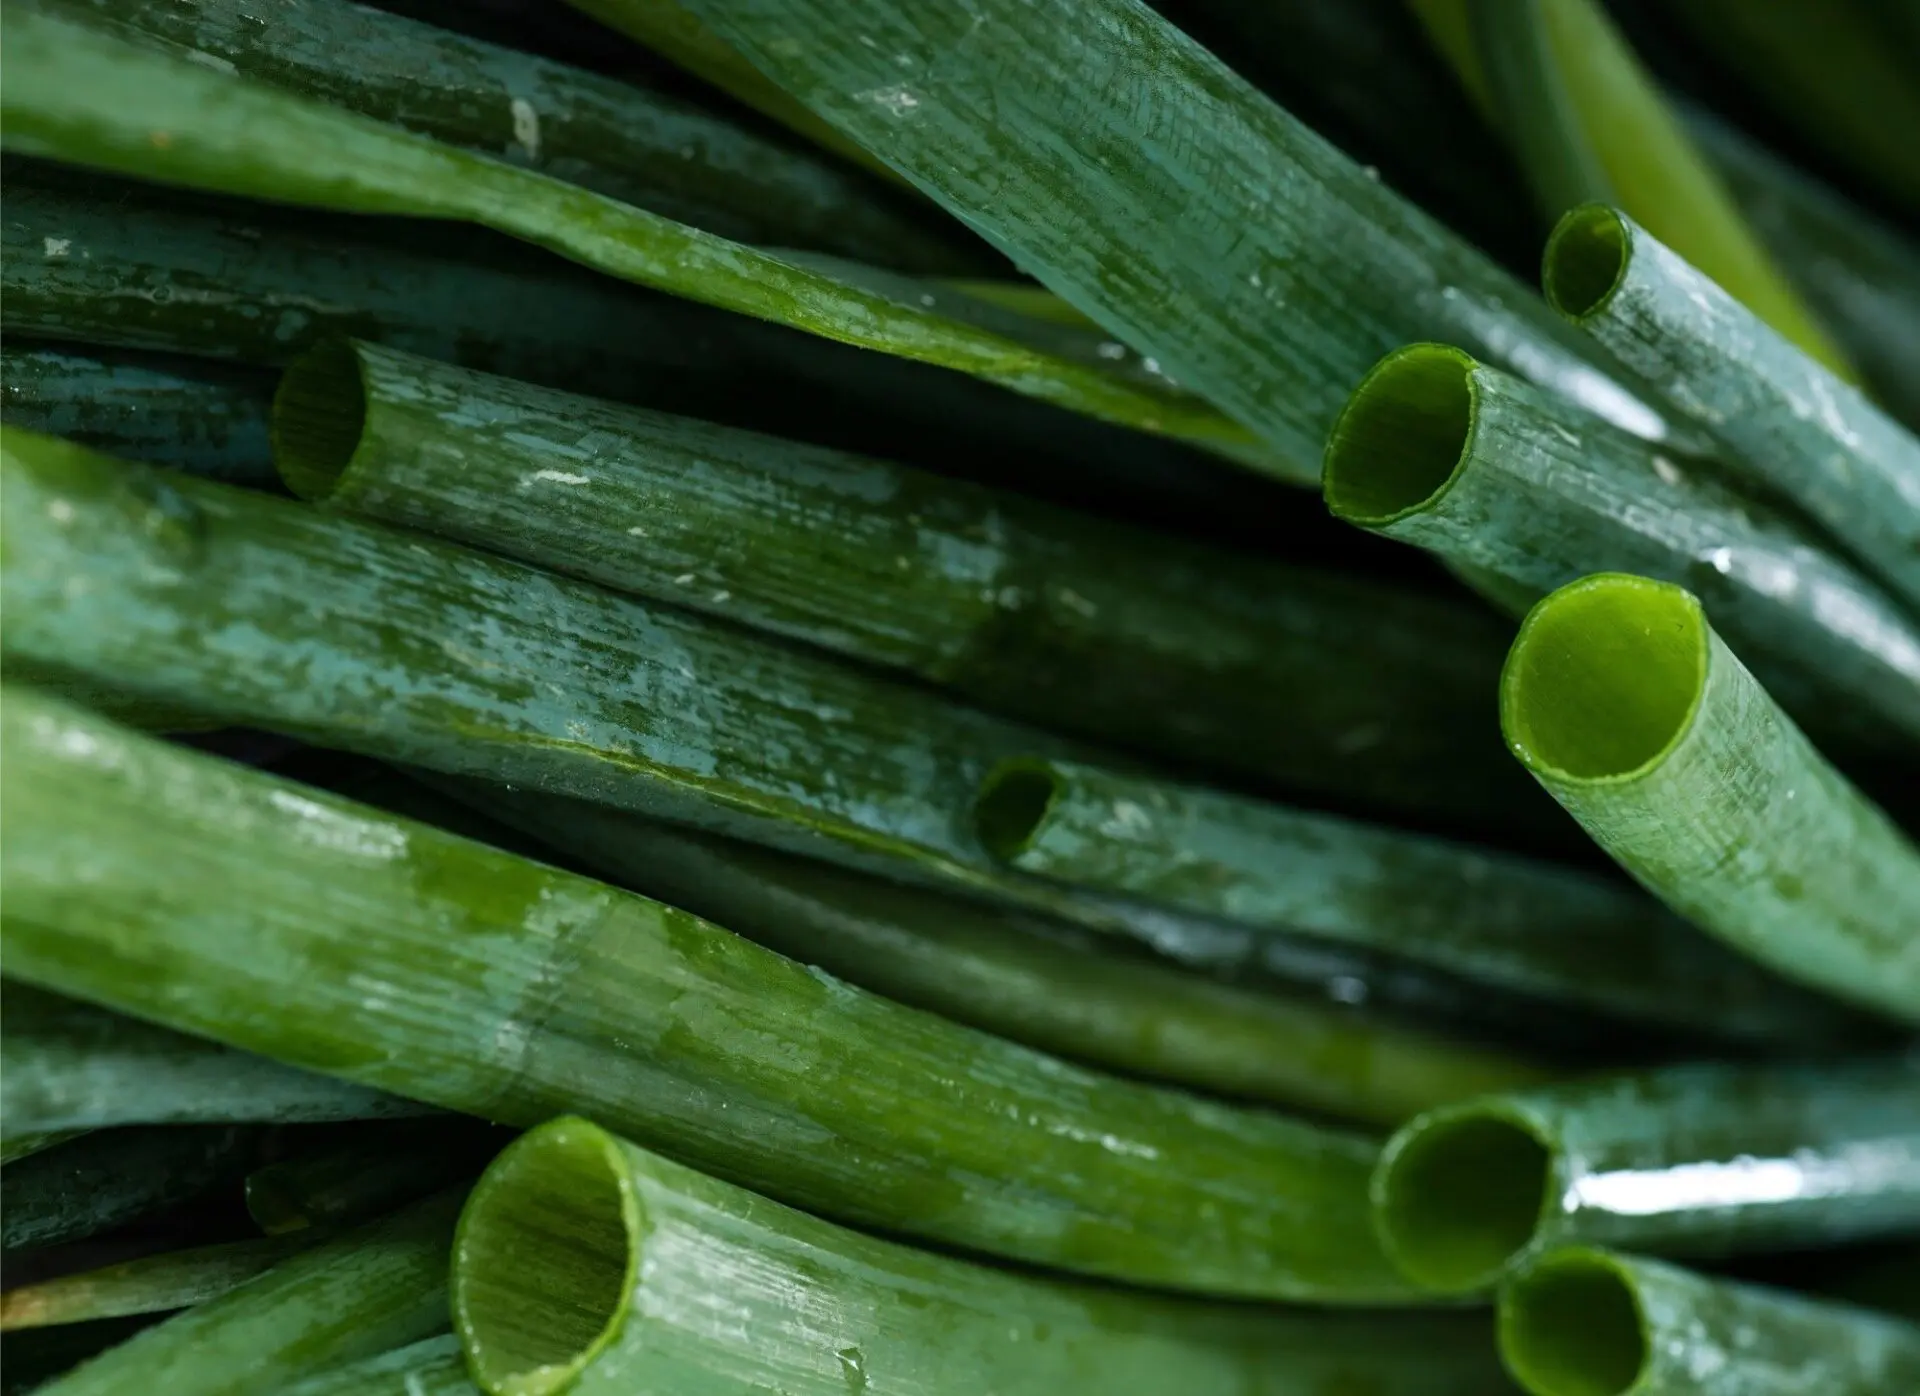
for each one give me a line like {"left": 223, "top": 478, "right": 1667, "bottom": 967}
{"left": 1371, "top": 1102, "right": 1554, "bottom": 1294}
{"left": 452, "top": 1118, "right": 638, "bottom": 1396}
{"left": 270, "top": 340, "right": 370, "bottom": 503}
{"left": 1498, "top": 1247, "right": 1649, "bottom": 1396}
{"left": 1321, "top": 343, "right": 1478, "bottom": 527}
{"left": 1500, "top": 574, "right": 1709, "bottom": 786}
{"left": 1543, "top": 204, "right": 1632, "bottom": 321}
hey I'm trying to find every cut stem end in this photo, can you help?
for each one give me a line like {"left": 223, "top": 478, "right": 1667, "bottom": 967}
{"left": 1544, "top": 205, "right": 1630, "bottom": 320}
{"left": 1501, "top": 573, "right": 1707, "bottom": 783}
{"left": 1323, "top": 344, "right": 1476, "bottom": 526}
{"left": 451, "top": 1118, "right": 637, "bottom": 1396}
{"left": 1499, "top": 1248, "right": 1648, "bottom": 1396}
{"left": 973, "top": 759, "right": 1064, "bottom": 862}
{"left": 272, "top": 339, "right": 370, "bottom": 502}
{"left": 1373, "top": 1107, "right": 1552, "bottom": 1293}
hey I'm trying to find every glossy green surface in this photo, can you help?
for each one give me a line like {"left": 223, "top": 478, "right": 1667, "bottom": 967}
{"left": 0, "top": 159, "right": 763, "bottom": 403}
{"left": 454, "top": 1118, "right": 1509, "bottom": 1396}
{"left": 36, "top": 1193, "right": 461, "bottom": 1396}
{"left": 568, "top": 0, "right": 896, "bottom": 182}
{"left": 677, "top": 0, "right": 1684, "bottom": 467}
{"left": 1685, "top": 105, "right": 1920, "bottom": 433}
{"left": 1, "top": 689, "right": 1423, "bottom": 1301}
{"left": 1547, "top": 206, "right": 1920, "bottom": 612}
{"left": 0, "top": 428, "right": 1097, "bottom": 917}
{"left": 278, "top": 1339, "right": 473, "bottom": 1396}
{"left": 1374, "top": 1058, "right": 1920, "bottom": 1294}
{"left": 421, "top": 787, "right": 1550, "bottom": 1126}
{"left": 467, "top": 781, "right": 1654, "bottom": 1061}
{"left": 973, "top": 756, "right": 1868, "bottom": 1047}
{"left": 1501, "top": 574, "right": 1920, "bottom": 1023}
{"left": 0, "top": 10, "right": 1261, "bottom": 464}
{"left": 0, "top": 345, "right": 277, "bottom": 488}
{"left": 0, "top": 1237, "right": 314, "bottom": 1332}
{"left": 1456, "top": 0, "right": 1849, "bottom": 375}
{"left": 1498, "top": 1247, "right": 1920, "bottom": 1396}
{"left": 278, "top": 339, "right": 1540, "bottom": 829}
{"left": 0, "top": 1126, "right": 254, "bottom": 1252}
{"left": 1324, "top": 345, "right": 1920, "bottom": 750}
{"left": 245, "top": 1120, "right": 499, "bottom": 1236}
{"left": 1, "top": 982, "right": 428, "bottom": 1137}
{"left": 1667, "top": 0, "right": 1920, "bottom": 218}
{"left": 33, "top": 0, "right": 970, "bottom": 273}
{"left": 277, "top": 1339, "right": 475, "bottom": 1396}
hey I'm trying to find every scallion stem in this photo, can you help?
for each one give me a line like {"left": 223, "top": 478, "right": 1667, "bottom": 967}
{"left": 1500, "top": 572, "right": 1920, "bottom": 1023}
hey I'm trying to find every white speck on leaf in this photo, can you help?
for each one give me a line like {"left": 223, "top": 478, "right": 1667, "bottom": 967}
{"left": 43, "top": 237, "right": 71, "bottom": 258}
{"left": 509, "top": 98, "right": 541, "bottom": 156}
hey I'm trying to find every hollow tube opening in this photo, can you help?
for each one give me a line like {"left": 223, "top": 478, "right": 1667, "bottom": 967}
{"left": 1499, "top": 1249, "right": 1648, "bottom": 1396}
{"left": 1501, "top": 574, "right": 1707, "bottom": 782}
{"left": 1374, "top": 1110, "right": 1552, "bottom": 1293}
{"left": 974, "top": 760, "right": 1063, "bottom": 861}
{"left": 1323, "top": 344, "right": 1476, "bottom": 526}
{"left": 272, "top": 339, "right": 369, "bottom": 502}
{"left": 1544, "top": 206, "right": 1630, "bottom": 320}
{"left": 452, "top": 1118, "right": 637, "bottom": 1396}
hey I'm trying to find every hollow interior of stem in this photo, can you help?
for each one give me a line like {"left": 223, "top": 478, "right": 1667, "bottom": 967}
{"left": 1322, "top": 344, "right": 1475, "bottom": 525}
{"left": 1502, "top": 573, "right": 1706, "bottom": 781}
{"left": 973, "top": 760, "right": 1063, "bottom": 861}
{"left": 1544, "top": 205, "right": 1629, "bottom": 319}
{"left": 1500, "top": 1249, "right": 1648, "bottom": 1396}
{"left": 452, "top": 1119, "right": 635, "bottom": 1396}
{"left": 1374, "top": 1110, "right": 1552, "bottom": 1293}
{"left": 271, "top": 339, "right": 368, "bottom": 501}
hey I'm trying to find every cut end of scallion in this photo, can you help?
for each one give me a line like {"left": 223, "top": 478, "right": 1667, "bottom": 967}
{"left": 1543, "top": 205, "right": 1631, "bottom": 321}
{"left": 1500, "top": 573, "right": 1708, "bottom": 784}
{"left": 1322, "top": 343, "right": 1477, "bottom": 526}
{"left": 451, "top": 1118, "right": 639, "bottom": 1396}
{"left": 1497, "top": 1248, "right": 1649, "bottom": 1396}
{"left": 1371, "top": 1104, "right": 1553, "bottom": 1294}
{"left": 271, "top": 338, "right": 372, "bottom": 502}
{"left": 973, "top": 758, "right": 1064, "bottom": 862}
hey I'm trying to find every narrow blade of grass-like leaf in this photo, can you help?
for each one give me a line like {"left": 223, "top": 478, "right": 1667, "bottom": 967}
{"left": 1546, "top": 204, "right": 1920, "bottom": 611}
{"left": 1, "top": 983, "right": 430, "bottom": 1137}
{"left": 3, "top": 163, "right": 1273, "bottom": 526}
{"left": 674, "top": 0, "right": 1689, "bottom": 464}
{"left": 0, "top": 159, "right": 771, "bottom": 397}
{"left": 245, "top": 1120, "right": 502, "bottom": 1236}
{"left": 462, "top": 776, "right": 1688, "bottom": 1060}
{"left": 1497, "top": 1247, "right": 1920, "bottom": 1396}
{"left": 0, "top": 1237, "right": 315, "bottom": 1332}
{"left": 452, "top": 1117, "right": 1510, "bottom": 1396}
{"left": 376, "top": 776, "right": 1552, "bottom": 1125}
{"left": 1500, "top": 572, "right": 1920, "bottom": 1023}
{"left": 276, "top": 1338, "right": 473, "bottom": 1396}
{"left": 31, "top": 0, "right": 976, "bottom": 273}
{"left": 0, "top": 345, "right": 277, "bottom": 488}
{"left": 1323, "top": 344, "right": 1920, "bottom": 750}
{"left": 1450, "top": 0, "right": 1852, "bottom": 374}
{"left": 1666, "top": 0, "right": 1920, "bottom": 218}
{"left": 970, "top": 756, "right": 1871, "bottom": 1047}
{"left": 1374, "top": 1057, "right": 1920, "bottom": 1295}
{"left": 1, "top": 1127, "right": 255, "bottom": 1252}
{"left": 274, "top": 338, "right": 1540, "bottom": 828}
{"left": 2, "top": 688, "right": 1422, "bottom": 1302}
{"left": 33, "top": 1192, "right": 461, "bottom": 1396}
{"left": 567, "top": 0, "right": 897, "bottom": 180}
{"left": 1684, "top": 103, "right": 1920, "bottom": 433}
{"left": 0, "top": 10, "right": 1267, "bottom": 467}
